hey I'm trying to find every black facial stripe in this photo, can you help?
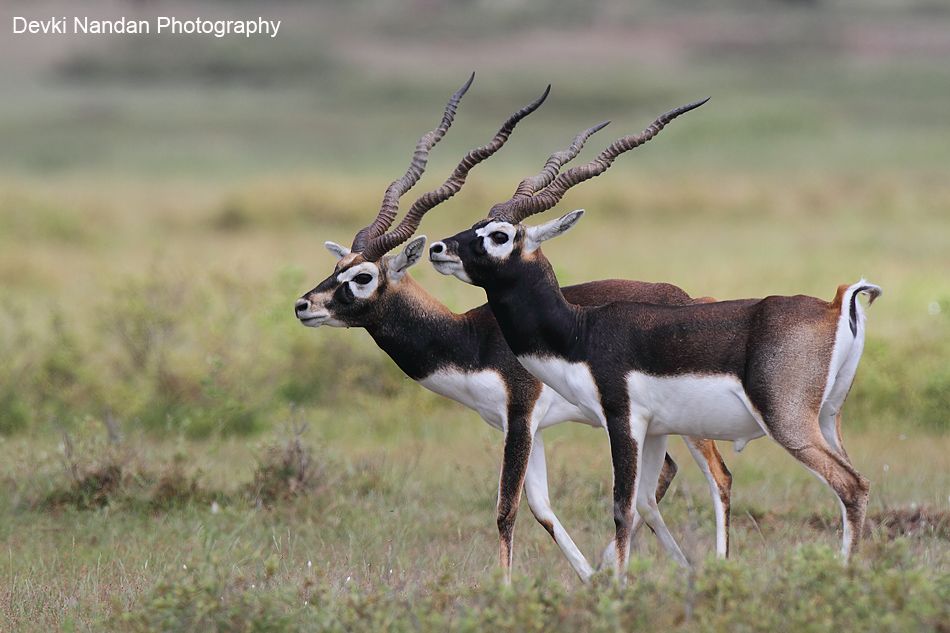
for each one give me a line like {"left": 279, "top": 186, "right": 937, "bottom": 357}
{"left": 472, "top": 236, "right": 487, "bottom": 256}
{"left": 313, "top": 275, "right": 337, "bottom": 294}
{"left": 336, "top": 281, "right": 355, "bottom": 305}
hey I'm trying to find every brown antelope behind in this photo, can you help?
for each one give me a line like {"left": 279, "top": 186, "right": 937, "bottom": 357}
{"left": 430, "top": 99, "right": 880, "bottom": 580}
{"left": 296, "top": 77, "right": 735, "bottom": 582}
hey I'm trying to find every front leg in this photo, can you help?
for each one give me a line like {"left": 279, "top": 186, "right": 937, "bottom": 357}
{"left": 496, "top": 415, "right": 532, "bottom": 584}
{"left": 524, "top": 433, "right": 595, "bottom": 582}
{"left": 600, "top": 451, "right": 678, "bottom": 570}
{"left": 635, "top": 435, "right": 690, "bottom": 567}
{"left": 604, "top": 408, "right": 643, "bottom": 583}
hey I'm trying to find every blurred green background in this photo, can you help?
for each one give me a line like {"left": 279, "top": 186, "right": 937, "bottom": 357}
{"left": 0, "top": 2, "right": 948, "bottom": 629}
{"left": 1, "top": 0, "right": 947, "bottom": 438}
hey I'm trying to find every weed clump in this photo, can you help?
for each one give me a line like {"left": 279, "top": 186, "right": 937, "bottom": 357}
{"left": 147, "top": 456, "right": 215, "bottom": 511}
{"left": 37, "top": 427, "right": 216, "bottom": 512}
{"left": 40, "top": 431, "right": 129, "bottom": 511}
{"left": 32, "top": 422, "right": 350, "bottom": 514}
{"left": 246, "top": 424, "right": 330, "bottom": 508}
{"left": 45, "top": 461, "right": 125, "bottom": 510}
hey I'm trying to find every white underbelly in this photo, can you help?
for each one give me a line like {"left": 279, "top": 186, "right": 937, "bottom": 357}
{"left": 535, "top": 384, "right": 599, "bottom": 429}
{"left": 419, "top": 368, "right": 507, "bottom": 430}
{"left": 519, "top": 355, "right": 606, "bottom": 427}
{"left": 627, "top": 371, "right": 765, "bottom": 442}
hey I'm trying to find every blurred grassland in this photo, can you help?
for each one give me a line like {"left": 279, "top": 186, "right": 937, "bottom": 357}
{"left": 0, "top": 0, "right": 949, "bottom": 630}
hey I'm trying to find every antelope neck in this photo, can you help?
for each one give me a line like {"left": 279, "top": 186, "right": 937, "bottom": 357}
{"left": 361, "top": 282, "right": 483, "bottom": 381}
{"left": 483, "top": 261, "right": 580, "bottom": 359}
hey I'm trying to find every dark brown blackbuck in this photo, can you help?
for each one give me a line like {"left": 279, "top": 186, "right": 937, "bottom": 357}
{"left": 430, "top": 98, "right": 880, "bottom": 580}
{"left": 295, "top": 77, "right": 734, "bottom": 582}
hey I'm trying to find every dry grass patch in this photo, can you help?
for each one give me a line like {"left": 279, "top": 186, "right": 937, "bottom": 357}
{"left": 245, "top": 424, "right": 333, "bottom": 507}
{"left": 36, "top": 431, "right": 219, "bottom": 512}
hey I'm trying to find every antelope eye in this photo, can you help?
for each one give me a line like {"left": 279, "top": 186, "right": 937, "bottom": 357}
{"left": 353, "top": 273, "right": 373, "bottom": 285}
{"left": 490, "top": 231, "right": 509, "bottom": 245}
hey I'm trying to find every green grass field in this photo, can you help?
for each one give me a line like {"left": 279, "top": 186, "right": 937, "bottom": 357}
{"left": 1, "top": 1, "right": 948, "bottom": 630}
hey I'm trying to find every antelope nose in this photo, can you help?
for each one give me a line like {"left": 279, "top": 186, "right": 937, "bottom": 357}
{"left": 295, "top": 298, "right": 310, "bottom": 315}
{"left": 429, "top": 241, "right": 445, "bottom": 255}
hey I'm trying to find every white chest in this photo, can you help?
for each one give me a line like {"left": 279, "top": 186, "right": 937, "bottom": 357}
{"left": 418, "top": 368, "right": 509, "bottom": 430}
{"left": 518, "top": 355, "right": 606, "bottom": 427}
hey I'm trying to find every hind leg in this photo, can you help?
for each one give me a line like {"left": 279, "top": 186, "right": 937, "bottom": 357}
{"left": 683, "top": 437, "right": 733, "bottom": 558}
{"left": 834, "top": 412, "right": 849, "bottom": 462}
{"left": 819, "top": 406, "right": 853, "bottom": 465}
{"left": 654, "top": 452, "right": 679, "bottom": 505}
{"left": 774, "top": 421, "right": 870, "bottom": 558}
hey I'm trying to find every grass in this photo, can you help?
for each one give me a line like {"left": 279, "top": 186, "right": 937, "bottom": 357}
{"left": 1, "top": 425, "right": 947, "bottom": 631}
{"left": 1, "top": 0, "right": 949, "bottom": 629}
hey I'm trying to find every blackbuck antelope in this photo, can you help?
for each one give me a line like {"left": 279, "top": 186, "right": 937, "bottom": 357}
{"left": 431, "top": 98, "right": 881, "bottom": 580}
{"left": 295, "top": 77, "right": 734, "bottom": 582}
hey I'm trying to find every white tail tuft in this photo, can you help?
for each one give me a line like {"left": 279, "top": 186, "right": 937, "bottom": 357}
{"left": 847, "top": 280, "right": 882, "bottom": 337}
{"left": 855, "top": 278, "right": 882, "bottom": 305}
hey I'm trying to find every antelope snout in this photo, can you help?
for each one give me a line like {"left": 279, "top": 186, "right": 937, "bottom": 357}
{"left": 429, "top": 240, "right": 458, "bottom": 262}
{"left": 295, "top": 296, "right": 332, "bottom": 327}
{"left": 429, "top": 239, "right": 470, "bottom": 282}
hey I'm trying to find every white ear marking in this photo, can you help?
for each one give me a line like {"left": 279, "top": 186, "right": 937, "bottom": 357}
{"left": 387, "top": 235, "right": 427, "bottom": 281}
{"left": 524, "top": 209, "right": 585, "bottom": 253}
{"left": 324, "top": 241, "right": 351, "bottom": 261}
{"left": 404, "top": 235, "right": 427, "bottom": 262}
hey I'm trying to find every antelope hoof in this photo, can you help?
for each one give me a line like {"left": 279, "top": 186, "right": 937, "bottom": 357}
{"left": 598, "top": 539, "right": 618, "bottom": 571}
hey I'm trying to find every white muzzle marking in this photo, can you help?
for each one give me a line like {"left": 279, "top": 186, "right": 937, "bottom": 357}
{"left": 429, "top": 252, "right": 472, "bottom": 283}
{"left": 296, "top": 296, "right": 335, "bottom": 327}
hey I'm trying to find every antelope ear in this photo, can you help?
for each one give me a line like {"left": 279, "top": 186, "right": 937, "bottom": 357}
{"left": 387, "top": 236, "right": 427, "bottom": 281}
{"left": 324, "top": 241, "right": 351, "bottom": 261}
{"left": 524, "top": 209, "right": 585, "bottom": 252}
